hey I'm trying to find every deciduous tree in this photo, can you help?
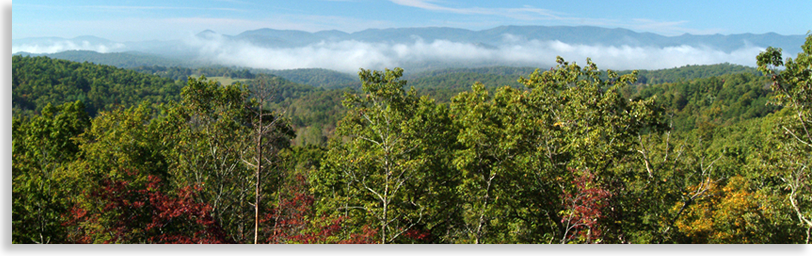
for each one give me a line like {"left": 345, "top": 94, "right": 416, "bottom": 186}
{"left": 757, "top": 33, "right": 812, "bottom": 243}
{"left": 317, "top": 68, "right": 458, "bottom": 243}
{"left": 450, "top": 57, "right": 665, "bottom": 243}
{"left": 12, "top": 101, "right": 90, "bottom": 244}
{"left": 64, "top": 170, "right": 230, "bottom": 244}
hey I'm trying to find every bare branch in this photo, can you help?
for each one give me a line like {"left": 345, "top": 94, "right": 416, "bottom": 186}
{"left": 783, "top": 126, "right": 812, "bottom": 149}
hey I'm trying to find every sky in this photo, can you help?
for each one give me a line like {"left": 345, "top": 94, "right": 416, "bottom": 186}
{"left": 12, "top": 0, "right": 812, "bottom": 42}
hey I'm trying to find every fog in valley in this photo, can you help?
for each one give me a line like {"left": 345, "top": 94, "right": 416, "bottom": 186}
{"left": 13, "top": 31, "right": 772, "bottom": 73}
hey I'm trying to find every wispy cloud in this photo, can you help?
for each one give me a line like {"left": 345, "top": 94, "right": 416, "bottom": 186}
{"left": 79, "top": 5, "right": 245, "bottom": 12}
{"left": 389, "top": 0, "right": 717, "bottom": 36}
{"left": 390, "top": 0, "right": 560, "bottom": 18}
{"left": 389, "top": 0, "right": 489, "bottom": 14}
{"left": 629, "top": 19, "right": 722, "bottom": 35}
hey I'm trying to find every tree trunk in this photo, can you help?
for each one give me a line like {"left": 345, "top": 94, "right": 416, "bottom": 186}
{"left": 254, "top": 99, "right": 263, "bottom": 244}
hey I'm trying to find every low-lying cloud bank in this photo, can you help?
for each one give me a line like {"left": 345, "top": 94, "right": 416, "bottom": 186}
{"left": 187, "top": 34, "right": 766, "bottom": 73}
{"left": 12, "top": 34, "right": 767, "bottom": 73}
{"left": 12, "top": 40, "right": 126, "bottom": 54}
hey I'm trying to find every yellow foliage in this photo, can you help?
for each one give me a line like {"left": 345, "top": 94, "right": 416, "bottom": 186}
{"left": 672, "top": 176, "right": 767, "bottom": 243}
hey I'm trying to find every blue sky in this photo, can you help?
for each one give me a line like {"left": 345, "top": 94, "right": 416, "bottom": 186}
{"left": 12, "top": 0, "right": 811, "bottom": 42}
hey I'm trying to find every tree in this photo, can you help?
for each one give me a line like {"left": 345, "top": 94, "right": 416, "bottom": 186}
{"left": 517, "top": 58, "right": 663, "bottom": 243}
{"left": 316, "top": 68, "right": 458, "bottom": 243}
{"left": 560, "top": 168, "right": 611, "bottom": 244}
{"left": 64, "top": 170, "right": 231, "bottom": 244}
{"left": 757, "top": 33, "right": 812, "bottom": 243}
{"left": 669, "top": 175, "right": 781, "bottom": 243}
{"left": 241, "top": 75, "right": 294, "bottom": 244}
{"left": 449, "top": 57, "right": 664, "bottom": 243}
{"left": 12, "top": 101, "right": 90, "bottom": 243}
{"left": 71, "top": 102, "right": 169, "bottom": 190}
{"left": 158, "top": 76, "right": 258, "bottom": 242}
{"left": 450, "top": 82, "right": 529, "bottom": 243}
{"left": 635, "top": 126, "right": 730, "bottom": 243}
{"left": 261, "top": 172, "right": 376, "bottom": 244}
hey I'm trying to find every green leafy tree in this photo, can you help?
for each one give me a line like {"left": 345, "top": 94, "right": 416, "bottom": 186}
{"left": 12, "top": 101, "right": 90, "bottom": 243}
{"left": 155, "top": 77, "right": 255, "bottom": 242}
{"left": 155, "top": 76, "right": 294, "bottom": 243}
{"left": 757, "top": 33, "right": 812, "bottom": 243}
{"left": 450, "top": 57, "right": 664, "bottom": 243}
{"left": 72, "top": 102, "right": 168, "bottom": 186}
{"left": 316, "top": 68, "right": 459, "bottom": 243}
{"left": 63, "top": 102, "right": 172, "bottom": 243}
{"left": 450, "top": 82, "right": 533, "bottom": 243}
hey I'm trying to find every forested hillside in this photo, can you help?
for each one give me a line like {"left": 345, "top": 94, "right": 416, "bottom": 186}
{"left": 11, "top": 35, "right": 812, "bottom": 244}
{"left": 132, "top": 65, "right": 257, "bottom": 81}
{"left": 630, "top": 72, "right": 778, "bottom": 130}
{"left": 14, "top": 50, "right": 185, "bottom": 69}
{"left": 11, "top": 55, "right": 185, "bottom": 116}
{"left": 260, "top": 68, "right": 361, "bottom": 89}
{"left": 629, "top": 63, "right": 761, "bottom": 85}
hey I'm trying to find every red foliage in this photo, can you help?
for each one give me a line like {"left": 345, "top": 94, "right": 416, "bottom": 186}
{"left": 403, "top": 228, "right": 432, "bottom": 242}
{"left": 338, "top": 225, "right": 378, "bottom": 244}
{"left": 64, "top": 170, "right": 231, "bottom": 244}
{"left": 262, "top": 174, "right": 376, "bottom": 244}
{"left": 560, "top": 168, "right": 611, "bottom": 244}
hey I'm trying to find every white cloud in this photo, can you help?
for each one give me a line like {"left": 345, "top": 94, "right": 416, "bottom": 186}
{"left": 186, "top": 33, "right": 765, "bottom": 73}
{"left": 12, "top": 40, "right": 126, "bottom": 54}
{"left": 12, "top": 32, "right": 765, "bottom": 72}
{"left": 505, "top": 40, "right": 764, "bottom": 70}
{"left": 388, "top": 1, "right": 718, "bottom": 36}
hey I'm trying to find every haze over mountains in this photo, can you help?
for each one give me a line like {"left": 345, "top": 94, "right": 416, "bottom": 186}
{"left": 12, "top": 25, "right": 807, "bottom": 73}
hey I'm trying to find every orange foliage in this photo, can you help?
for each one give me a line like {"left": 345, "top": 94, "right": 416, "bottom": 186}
{"left": 673, "top": 176, "right": 768, "bottom": 243}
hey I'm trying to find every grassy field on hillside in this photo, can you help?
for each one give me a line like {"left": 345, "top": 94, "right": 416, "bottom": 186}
{"left": 192, "top": 75, "right": 251, "bottom": 85}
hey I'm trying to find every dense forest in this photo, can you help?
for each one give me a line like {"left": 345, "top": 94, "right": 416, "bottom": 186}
{"left": 11, "top": 55, "right": 185, "bottom": 117}
{"left": 14, "top": 50, "right": 186, "bottom": 69}
{"left": 10, "top": 35, "right": 812, "bottom": 244}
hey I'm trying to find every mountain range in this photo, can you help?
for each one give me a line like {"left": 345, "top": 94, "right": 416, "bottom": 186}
{"left": 216, "top": 26, "right": 806, "bottom": 53}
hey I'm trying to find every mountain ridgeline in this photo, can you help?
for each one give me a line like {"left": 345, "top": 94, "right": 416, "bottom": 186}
{"left": 207, "top": 26, "right": 805, "bottom": 53}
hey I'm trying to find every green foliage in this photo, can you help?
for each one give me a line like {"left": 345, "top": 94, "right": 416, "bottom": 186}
{"left": 12, "top": 101, "right": 90, "bottom": 243}
{"left": 757, "top": 33, "right": 812, "bottom": 243}
{"left": 12, "top": 55, "right": 183, "bottom": 117}
{"left": 407, "top": 66, "right": 540, "bottom": 78}
{"left": 73, "top": 102, "right": 168, "bottom": 189}
{"left": 261, "top": 68, "right": 360, "bottom": 89}
{"left": 315, "top": 68, "right": 459, "bottom": 243}
{"left": 628, "top": 63, "right": 761, "bottom": 85}
{"left": 132, "top": 65, "right": 257, "bottom": 81}
{"left": 152, "top": 77, "right": 294, "bottom": 243}
{"left": 449, "top": 57, "right": 664, "bottom": 243}
{"left": 284, "top": 89, "right": 347, "bottom": 145}
{"left": 19, "top": 50, "right": 185, "bottom": 69}
{"left": 630, "top": 72, "right": 778, "bottom": 131}
{"left": 409, "top": 72, "right": 523, "bottom": 103}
